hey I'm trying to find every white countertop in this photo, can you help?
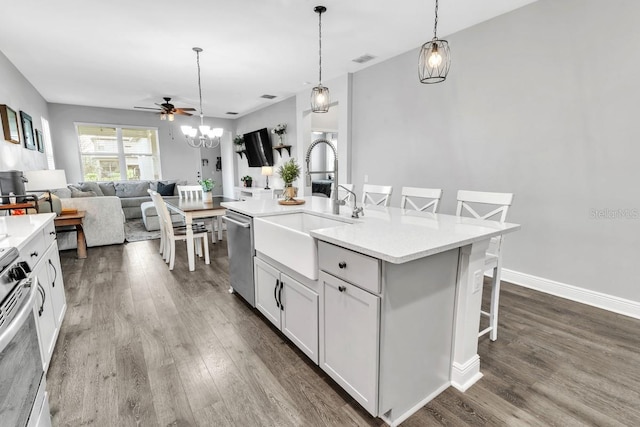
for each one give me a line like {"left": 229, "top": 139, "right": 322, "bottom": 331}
{"left": 222, "top": 197, "right": 520, "bottom": 264}
{"left": 0, "top": 213, "right": 56, "bottom": 250}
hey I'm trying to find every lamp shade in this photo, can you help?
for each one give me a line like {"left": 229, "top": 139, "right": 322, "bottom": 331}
{"left": 23, "top": 169, "right": 68, "bottom": 191}
{"left": 261, "top": 166, "right": 273, "bottom": 177}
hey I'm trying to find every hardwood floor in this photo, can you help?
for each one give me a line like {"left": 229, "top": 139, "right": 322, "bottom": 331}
{"left": 48, "top": 239, "right": 640, "bottom": 426}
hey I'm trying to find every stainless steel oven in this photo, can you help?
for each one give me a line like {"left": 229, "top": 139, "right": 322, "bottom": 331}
{"left": 0, "top": 247, "right": 51, "bottom": 426}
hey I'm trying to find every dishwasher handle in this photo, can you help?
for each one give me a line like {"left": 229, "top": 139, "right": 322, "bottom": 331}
{"left": 222, "top": 215, "right": 251, "bottom": 228}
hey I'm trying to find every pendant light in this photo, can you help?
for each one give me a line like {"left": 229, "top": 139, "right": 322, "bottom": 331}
{"left": 311, "top": 6, "right": 330, "bottom": 113}
{"left": 418, "top": 0, "right": 450, "bottom": 84}
{"left": 181, "top": 47, "right": 224, "bottom": 148}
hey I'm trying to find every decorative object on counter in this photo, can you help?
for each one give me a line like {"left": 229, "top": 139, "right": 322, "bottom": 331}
{"left": 271, "top": 123, "right": 287, "bottom": 146}
{"left": 311, "top": 6, "right": 330, "bottom": 113}
{"left": 20, "top": 111, "right": 36, "bottom": 150}
{"left": 181, "top": 47, "right": 224, "bottom": 148}
{"left": 199, "top": 178, "right": 215, "bottom": 201}
{"left": 0, "top": 104, "right": 20, "bottom": 144}
{"left": 241, "top": 175, "right": 253, "bottom": 188}
{"left": 24, "top": 169, "right": 68, "bottom": 215}
{"left": 278, "top": 158, "right": 301, "bottom": 201}
{"left": 418, "top": 0, "right": 450, "bottom": 84}
{"left": 261, "top": 166, "right": 273, "bottom": 190}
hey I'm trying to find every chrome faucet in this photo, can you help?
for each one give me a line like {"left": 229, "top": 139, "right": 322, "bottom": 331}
{"left": 338, "top": 185, "right": 364, "bottom": 218}
{"left": 305, "top": 138, "right": 340, "bottom": 214}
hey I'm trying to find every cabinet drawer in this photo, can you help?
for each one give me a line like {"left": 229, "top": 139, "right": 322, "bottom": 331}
{"left": 318, "top": 241, "right": 380, "bottom": 293}
{"left": 21, "top": 230, "right": 45, "bottom": 270}
{"left": 43, "top": 221, "right": 57, "bottom": 248}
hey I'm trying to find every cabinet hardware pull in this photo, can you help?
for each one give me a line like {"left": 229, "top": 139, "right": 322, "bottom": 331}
{"left": 338, "top": 261, "right": 347, "bottom": 269}
{"left": 338, "top": 285, "right": 346, "bottom": 292}
{"left": 49, "top": 259, "right": 58, "bottom": 287}
{"left": 49, "top": 231, "right": 56, "bottom": 235}
{"left": 274, "top": 279, "right": 280, "bottom": 308}
{"left": 31, "top": 251, "right": 38, "bottom": 257}
{"left": 279, "top": 281, "right": 284, "bottom": 311}
{"left": 38, "top": 283, "right": 46, "bottom": 316}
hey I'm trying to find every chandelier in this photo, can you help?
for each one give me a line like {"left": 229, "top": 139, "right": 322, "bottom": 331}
{"left": 418, "top": 0, "right": 451, "bottom": 84}
{"left": 311, "top": 6, "right": 330, "bottom": 113}
{"left": 181, "top": 47, "right": 224, "bottom": 148}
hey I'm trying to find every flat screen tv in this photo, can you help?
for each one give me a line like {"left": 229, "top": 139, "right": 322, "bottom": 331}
{"left": 244, "top": 128, "right": 274, "bottom": 167}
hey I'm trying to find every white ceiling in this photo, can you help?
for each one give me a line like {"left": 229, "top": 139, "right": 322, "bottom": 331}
{"left": 0, "top": 0, "right": 538, "bottom": 118}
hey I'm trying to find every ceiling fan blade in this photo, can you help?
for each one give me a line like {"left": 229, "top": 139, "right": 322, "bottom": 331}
{"left": 134, "top": 106, "right": 162, "bottom": 111}
{"left": 174, "top": 111, "right": 193, "bottom": 116}
{"left": 177, "top": 107, "right": 196, "bottom": 111}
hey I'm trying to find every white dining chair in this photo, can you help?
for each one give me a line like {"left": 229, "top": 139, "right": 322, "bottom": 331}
{"left": 456, "top": 189, "right": 514, "bottom": 342}
{"left": 400, "top": 186, "right": 443, "bottom": 213}
{"left": 362, "top": 184, "right": 393, "bottom": 207}
{"left": 177, "top": 184, "right": 222, "bottom": 243}
{"left": 150, "top": 190, "right": 210, "bottom": 270}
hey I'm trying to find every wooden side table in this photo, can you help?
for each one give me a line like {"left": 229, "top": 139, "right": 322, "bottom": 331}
{"left": 54, "top": 211, "right": 87, "bottom": 259}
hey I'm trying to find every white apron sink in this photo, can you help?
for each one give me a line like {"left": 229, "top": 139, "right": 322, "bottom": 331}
{"left": 254, "top": 212, "right": 350, "bottom": 280}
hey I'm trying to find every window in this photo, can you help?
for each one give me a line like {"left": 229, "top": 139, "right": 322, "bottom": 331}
{"left": 41, "top": 117, "right": 55, "bottom": 169}
{"left": 76, "top": 124, "right": 161, "bottom": 181}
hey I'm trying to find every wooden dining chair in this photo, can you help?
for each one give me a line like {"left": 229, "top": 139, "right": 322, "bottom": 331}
{"left": 456, "top": 189, "right": 514, "bottom": 342}
{"left": 150, "top": 190, "right": 210, "bottom": 270}
{"left": 362, "top": 184, "right": 393, "bottom": 207}
{"left": 400, "top": 186, "right": 443, "bottom": 213}
{"left": 177, "top": 184, "right": 222, "bottom": 243}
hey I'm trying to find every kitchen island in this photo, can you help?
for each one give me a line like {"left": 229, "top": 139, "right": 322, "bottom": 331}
{"left": 222, "top": 196, "right": 520, "bottom": 426}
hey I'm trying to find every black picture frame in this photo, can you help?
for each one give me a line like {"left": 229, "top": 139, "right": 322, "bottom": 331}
{"left": 35, "top": 129, "right": 44, "bottom": 153}
{"left": 0, "top": 104, "right": 21, "bottom": 144}
{"left": 20, "top": 111, "right": 35, "bottom": 150}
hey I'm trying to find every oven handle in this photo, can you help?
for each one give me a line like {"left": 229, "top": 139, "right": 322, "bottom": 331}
{"left": 222, "top": 216, "right": 251, "bottom": 228}
{"left": 0, "top": 277, "right": 37, "bottom": 352}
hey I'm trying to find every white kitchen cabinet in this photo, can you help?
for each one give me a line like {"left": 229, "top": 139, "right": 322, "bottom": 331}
{"left": 319, "top": 271, "right": 380, "bottom": 415}
{"left": 254, "top": 257, "right": 319, "bottom": 363}
{"left": 32, "top": 258, "right": 57, "bottom": 370}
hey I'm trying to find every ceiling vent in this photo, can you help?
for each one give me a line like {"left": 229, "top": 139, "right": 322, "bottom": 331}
{"left": 352, "top": 54, "right": 376, "bottom": 64}
{"left": 260, "top": 94, "right": 277, "bottom": 99}
{"left": 226, "top": 111, "right": 238, "bottom": 115}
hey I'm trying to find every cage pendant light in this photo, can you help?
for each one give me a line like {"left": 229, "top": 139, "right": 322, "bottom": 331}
{"left": 418, "top": 0, "right": 451, "bottom": 84}
{"left": 311, "top": 5, "right": 330, "bottom": 113}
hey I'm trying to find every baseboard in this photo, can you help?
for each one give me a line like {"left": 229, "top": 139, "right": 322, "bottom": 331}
{"left": 379, "top": 382, "right": 451, "bottom": 427}
{"left": 498, "top": 269, "right": 640, "bottom": 320}
{"left": 450, "top": 355, "right": 483, "bottom": 392}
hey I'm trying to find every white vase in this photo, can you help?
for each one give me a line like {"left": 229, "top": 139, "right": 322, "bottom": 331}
{"left": 203, "top": 191, "right": 213, "bottom": 202}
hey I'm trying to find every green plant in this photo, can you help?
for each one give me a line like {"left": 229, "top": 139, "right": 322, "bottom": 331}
{"left": 233, "top": 135, "right": 245, "bottom": 145}
{"left": 199, "top": 178, "right": 215, "bottom": 192}
{"left": 241, "top": 175, "right": 252, "bottom": 182}
{"left": 277, "top": 158, "right": 301, "bottom": 185}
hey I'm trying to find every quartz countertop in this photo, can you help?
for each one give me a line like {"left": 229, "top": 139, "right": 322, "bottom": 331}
{"left": 0, "top": 213, "right": 56, "bottom": 250}
{"left": 222, "top": 197, "right": 520, "bottom": 264}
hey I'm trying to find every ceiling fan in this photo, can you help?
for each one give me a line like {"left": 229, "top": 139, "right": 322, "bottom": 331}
{"left": 134, "top": 97, "right": 195, "bottom": 121}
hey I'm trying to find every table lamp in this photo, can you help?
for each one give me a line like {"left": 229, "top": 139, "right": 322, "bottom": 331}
{"left": 23, "top": 169, "right": 68, "bottom": 215}
{"left": 261, "top": 166, "right": 273, "bottom": 190}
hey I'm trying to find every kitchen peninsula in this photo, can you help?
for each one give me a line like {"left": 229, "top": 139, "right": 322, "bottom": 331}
{"left": 221, "top": 196, "right": 520, "bottom": 426}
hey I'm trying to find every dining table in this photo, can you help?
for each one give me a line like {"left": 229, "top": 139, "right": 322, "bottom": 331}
{"left": 165, "top": 196, "right": 235, "bottom": 271}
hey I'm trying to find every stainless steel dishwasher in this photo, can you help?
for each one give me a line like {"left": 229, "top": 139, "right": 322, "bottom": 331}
{"left": 222, "top": 210, "right": 255, "bottom": 307}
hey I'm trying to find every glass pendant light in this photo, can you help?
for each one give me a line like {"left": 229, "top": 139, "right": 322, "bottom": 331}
{"left": 418, "top": 0, "right": 451, "bottom": 84}
{"left": 311, "top": 6, "right": 330, "bottom": 113}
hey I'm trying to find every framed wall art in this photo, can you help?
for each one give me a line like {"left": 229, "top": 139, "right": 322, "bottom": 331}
{"left": 20, "top": 111, "right": 35, "bottom": 150}
{"left": 36, "top": 129, "right": 44, "bottom": 153}
{"left": 0, "top": 104, "right": 21, "bottom": 144}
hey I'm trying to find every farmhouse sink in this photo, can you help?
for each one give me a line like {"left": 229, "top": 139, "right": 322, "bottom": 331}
{"left": 254, "top": 212, "right": 351, "bottom": 280}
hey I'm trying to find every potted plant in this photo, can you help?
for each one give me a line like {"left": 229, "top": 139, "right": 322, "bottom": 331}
{"left": 233, "top": 134, "right": 245, "bottom": 152}
{"left": 277, "top": 158, "right": 301, "bottom": 201}
{"left": 199, "top": 178, "right": 215, "bottom": 201}
{"left": 241, "top": 175, "right": 253, "bottom": 188}
{"left": 271, "top": 123, "right": 287, "bottom": 146}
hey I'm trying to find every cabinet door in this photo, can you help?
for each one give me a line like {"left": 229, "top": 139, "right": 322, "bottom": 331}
{"left": 320, "top": 272, "right": 380, "bottom": 416}
{"left": 254, "top": 258, "right": 281, "bottom": 328}
{"left": 281, "top": 273, "right": 319, "bottom": 364}
{"left": 45, "top": 243, "right": 66, "bottom": 327}
{"left": 32, "top": 261, "right": 57, "bottom": 371}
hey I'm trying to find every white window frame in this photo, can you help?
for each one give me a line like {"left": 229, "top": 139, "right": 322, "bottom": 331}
{"left": 75, "top": 122, "right": 162, "bottom": 181}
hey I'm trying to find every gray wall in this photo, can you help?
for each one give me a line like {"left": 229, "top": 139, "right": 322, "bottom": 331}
{"left": 350, "top": 0, "right": 640, "bottom": 302}
{"left": 0, "top": 50, "right": 49, "bottom": 172}
{"left": 234, "top": 97, "right": 297, "bottom": 189}
{"left": 48, "top": 103, "right": 234, "bottom": 184}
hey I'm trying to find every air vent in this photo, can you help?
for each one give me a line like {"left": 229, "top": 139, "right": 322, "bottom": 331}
{"left": 352, "top": 54, "right": 376, "bottom": 64}
{"left": 260, "top": 94, "right": 277, "bottom": 99}
{"left": 226, "top": 112, "right": 239, "bottom": 115}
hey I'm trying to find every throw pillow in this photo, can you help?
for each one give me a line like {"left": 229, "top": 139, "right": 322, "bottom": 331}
{"left": 98, "top": 181, "right": 116, "bottom": 196}
{"left": 69, "top": 187, "right": 97, "bottom": 198}
{"left": 78, "top": 181, "right": 104, "bottom": 196}
{"left": 157, "top": 182, "right": 175, "bottom": 196}
{"left": 115, "top": 181, "right": 150, "bottom": 198}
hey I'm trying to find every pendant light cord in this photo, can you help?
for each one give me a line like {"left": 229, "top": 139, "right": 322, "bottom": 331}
{"left": 195, "top": 49, "right": 204, "bottom": 125}
{"left": 433, "top": 0, "right": 439, "bottom": 39}
{"left": 318, "top": 9, "right": 323, "bottom": 84}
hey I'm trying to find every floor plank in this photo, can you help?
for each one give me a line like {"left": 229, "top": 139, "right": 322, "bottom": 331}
{"left": 47, "top": 238, "right": 640, "bottom": 426}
